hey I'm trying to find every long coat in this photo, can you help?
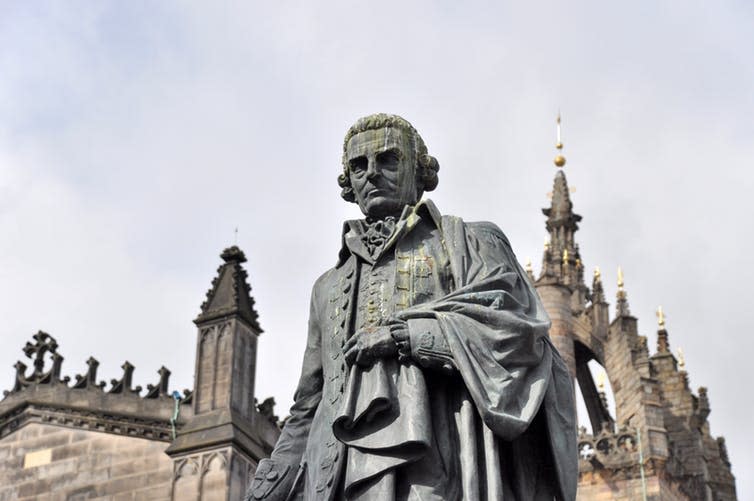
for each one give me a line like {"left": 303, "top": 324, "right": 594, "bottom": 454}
{"left": 247, "top": 201, "right": 577, "bottom": 501}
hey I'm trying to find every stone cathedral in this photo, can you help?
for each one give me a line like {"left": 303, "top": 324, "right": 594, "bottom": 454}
{"left": 0, "top": 132, "right": 737, "bottom": 500}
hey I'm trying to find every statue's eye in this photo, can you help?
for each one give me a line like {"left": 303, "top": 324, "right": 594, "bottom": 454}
{"left": 377, "top": 149, "right": 400, "bottom": 166}
{"left": 349, "top": 157, "right": 367, "bottom": 172}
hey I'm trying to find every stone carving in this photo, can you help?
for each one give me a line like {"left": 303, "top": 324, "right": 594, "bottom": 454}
{"left": 0, "top": 402, "right": 173, "bottom": 441}
{"left": 72, "top": 357, "right": 106, "bottom": 390}
{"left": 173, "top": 450, "right": 230, "bottom": 479}
{"left": 197, "top": 245, "right": 261, "bottom": 331}
{"left": 256, "top": 397, "right": 278, "bottom": 425}
{"left": 109, "top": 361, "right": 142, "bottom": 395}
{"left": 145, "top": 366, "right": 172, "bottom": 399}
{"left": 1, "top": 332, "right": 186, "bottom": 442}
{"left": 4, "top": 332, "right": 182, "bottom": 399}
{"left": 578, "top": 426, "right": 639, "bottom": 468}
{"left": 7, "top": 331, "right": 69, "bottom": 393}
{"left": 247, "top": 114, "right": 577, "bottom": 500}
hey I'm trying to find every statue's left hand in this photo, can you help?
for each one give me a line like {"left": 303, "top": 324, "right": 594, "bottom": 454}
{"left": 343, "top": 325, "right": 399, "bottom": 367}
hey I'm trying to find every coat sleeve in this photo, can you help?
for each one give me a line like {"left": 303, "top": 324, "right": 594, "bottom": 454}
{"left": 395, "top": 221, "right": 554, "bottom": 437}
{"left": 246, "top": 281, "right": 325, "bottom": 501}
{"left": 394, "top": 220, "right": 577, "bottom": 500}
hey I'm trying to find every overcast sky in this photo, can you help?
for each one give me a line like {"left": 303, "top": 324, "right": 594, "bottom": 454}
{"left": 1, "top": 1, "right": 752, "bottom": 496}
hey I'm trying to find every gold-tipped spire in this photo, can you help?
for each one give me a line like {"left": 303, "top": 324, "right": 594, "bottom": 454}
{"left": 656, "top": 306, "right": 666, "bottom": 329}
{"left": 554, "top": 113, "right": 566, "bottom": 168}
{"left": 525, "top": 257, "right": 533, "bottom": 275}
{"left": 562, "top": 248, "right": 569, "bottom": 264}
{"left": 544, "top": 237, "right": 550, "bottom": 251}
{"left": 615, "top": 266, "right": 631, "bottom": 316}
{"left": 594, "top": 266, "right": 601, "bottom": 280}
{"left": 617, "top": 266, "right": 624, "bottom": 291}
{"left": 677, "top": 348, "right": 686, "bottom": 370}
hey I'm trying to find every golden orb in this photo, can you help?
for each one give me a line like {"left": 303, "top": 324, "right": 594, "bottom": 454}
{"left": 556, "top": 142, "right": 563, "bottom": 149}
{"left": 554, "top": 154, "right": 566, "bottom": 167}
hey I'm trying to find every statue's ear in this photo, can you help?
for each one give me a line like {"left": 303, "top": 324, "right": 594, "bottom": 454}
{"left": 419, "top": 154, "right": 440, "bottom": 192}
{"left": 338, "top": 172, "right": 356, "bottom": 203}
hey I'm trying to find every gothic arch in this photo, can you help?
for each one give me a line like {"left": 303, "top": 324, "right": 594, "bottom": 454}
{"left": 574, "top": 341, "right": 614, "bottom": 435}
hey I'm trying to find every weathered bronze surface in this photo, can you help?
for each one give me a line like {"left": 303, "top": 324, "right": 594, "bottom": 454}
{"left": 246, "top": 114, "right": 577, "bottom": 501}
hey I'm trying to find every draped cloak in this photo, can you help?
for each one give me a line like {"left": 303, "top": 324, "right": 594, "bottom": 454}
{"left": 246, "top": 200, "right": 577, "bottom": 501}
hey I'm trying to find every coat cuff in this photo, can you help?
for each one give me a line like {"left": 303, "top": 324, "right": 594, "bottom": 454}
{"left": 406, "top": 318, "right": 455, "bottom": 374}
{"left": 246, "top": 458, "right": 294, "bottom": 500}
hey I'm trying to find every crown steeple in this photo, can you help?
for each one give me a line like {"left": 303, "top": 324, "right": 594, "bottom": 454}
{"left": 538, "top": 116, "right": 585, "bottom": 301}
{"left": 540, "top": 170, "right": 583, "bottom": 285}
{"left": 535, "top": 114, "right": 587, "bottom": 378}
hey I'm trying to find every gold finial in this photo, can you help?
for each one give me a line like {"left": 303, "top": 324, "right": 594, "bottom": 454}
{"left": 596, "top": 370, "right": 607, "bottom": 392}
{"left": 562, "top": 248, "right": 569, "bottom": 264}
{"left": 544, "top": 237, "right": 550, "bottom": 251}
{"left": 677, "top": 347, "right": 685, "bottom": 370}
{"left": 554, "top": 112, "right": 566, "bottom": 167}
{"left": 594, "top": 266, "right": 601, "bottom": 280}
{"left": 525, "top": 257, "right": 533, "bottom": 275}
{"left": 656, "top": 306, "right": 666, "bottom": 328}
{"left": 617, "top": 266, "right": 624, "bottom": 291}
{"left": 575, "top": 258, "right": 582, "bottom": 269}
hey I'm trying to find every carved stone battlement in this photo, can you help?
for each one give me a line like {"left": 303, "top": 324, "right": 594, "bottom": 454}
{"left": 3, "top": 331, "right": 193, "bottom": 404}
{"left": 0, "top": 332, "right": 194, "bottom": 444}
{"left": 578, "top": 425, "right": 642, "bottom": 472}
{"left": 0, "top": 245, "right": 280, "bottom": 501}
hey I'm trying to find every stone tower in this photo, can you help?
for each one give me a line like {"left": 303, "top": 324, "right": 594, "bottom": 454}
{"left": 166, "top": 245, "right": 279, "bottom": 501}
{"left": 534, "top": 121, "right": 737, "bottom": 500}
{"left": 0, "top": 245, "right": 281, "bottom": 500}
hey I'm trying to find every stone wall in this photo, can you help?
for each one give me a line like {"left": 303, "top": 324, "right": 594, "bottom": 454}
{"left": 578, "top": 474, "right": 658, "bottom": 500}
{"left": 0, "top": 423, "right": 172, "bottom": 501}
{"left": 537, "top": 283, "right": 576, "bottom": 377}
{"left": 577, "top": 472, "right": 690, "bottom": 501}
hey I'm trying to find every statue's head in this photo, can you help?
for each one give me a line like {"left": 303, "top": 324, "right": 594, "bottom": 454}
{"left": 338, "top": 113, "right": 439, "bottom": 219}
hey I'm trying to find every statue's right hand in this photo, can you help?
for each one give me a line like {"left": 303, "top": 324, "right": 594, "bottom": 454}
{"left": 343, "top": 325, "right": 398, "bottom": 367}
{"left": 245, "top": 459, "right": 291, "bottom": 501}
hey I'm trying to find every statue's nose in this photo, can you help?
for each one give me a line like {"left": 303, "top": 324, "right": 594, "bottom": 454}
{"left": 366, "top": 157, "right": 379, "bottom": 179}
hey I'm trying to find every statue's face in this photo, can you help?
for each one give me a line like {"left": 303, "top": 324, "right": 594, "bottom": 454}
{"left": 345, "top": 127, "right": 419, "bottom": 219}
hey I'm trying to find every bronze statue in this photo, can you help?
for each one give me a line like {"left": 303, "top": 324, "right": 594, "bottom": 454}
{"left": 246, "top": 114, "right": 577, "bottom": 500}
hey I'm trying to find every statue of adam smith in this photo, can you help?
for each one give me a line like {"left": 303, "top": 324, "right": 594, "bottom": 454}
{"left": 246, "top": 114, "right": 577, "bottom": 501}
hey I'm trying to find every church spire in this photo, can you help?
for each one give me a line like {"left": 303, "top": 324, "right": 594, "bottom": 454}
{"left": 167, "top": 244, "right": 272, "bottom": 489}
{"left": 195, "top": 245, "right": 262, "bottom": 332}
{"left": 539, "top": 114, "right": 584, "bottom": 296}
